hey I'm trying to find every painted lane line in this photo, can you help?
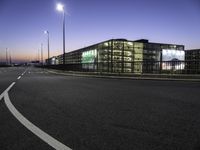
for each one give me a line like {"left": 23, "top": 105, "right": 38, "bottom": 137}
{"left": 5, "top": 82, "right": 16, "bottom": 93}
{"left": 0, "top": 92, "right": 4, "bottom": 101}
{"left": 4, "top": 92, "right": 72, "bottom": 150}
{"left": 0, "top": 82, "right": 16, "bottom": 101}
{"left": 21, "top": 69, "right": 27, "bottom": 76}
{"left": 2, "top": 82, "right": 72, "bottom": 150}
{"left": 17, "top": 76, "right": 21, "bottom": 80}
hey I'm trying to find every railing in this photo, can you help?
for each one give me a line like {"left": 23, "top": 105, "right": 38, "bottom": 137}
{"left": 45, "top": 60, "right": 200, "bottom": 74}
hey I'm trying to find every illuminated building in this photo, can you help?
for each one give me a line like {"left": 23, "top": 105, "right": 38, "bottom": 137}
{"left": 47, "top": 39, "right": 185, "bottom": 73}
{"left": 185, "top": 49, "right": 200, "bottom": 74}
{"left": 45, "top": 56, "right": 59, "bottom": 65}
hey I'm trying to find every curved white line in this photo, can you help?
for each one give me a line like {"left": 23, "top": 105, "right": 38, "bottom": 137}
{"left": 0, "top": 92, "right": 4, "bottom": 100}
{"left": 0, "top": 82, "right": 15, "bottom": 101}
{"left": 3, "top": 83, "right": 72, "bottom": 150}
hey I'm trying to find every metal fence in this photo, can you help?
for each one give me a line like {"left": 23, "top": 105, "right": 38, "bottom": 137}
{"left": 45, "top": 60, "right": 200, "bottom": 74}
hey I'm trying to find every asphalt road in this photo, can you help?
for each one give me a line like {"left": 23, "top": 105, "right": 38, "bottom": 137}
{"left": 0, "top": 66, "right": 200, "bottom": 150}
{"left": 0, "top": 67, "right": 25, "bottom": 94}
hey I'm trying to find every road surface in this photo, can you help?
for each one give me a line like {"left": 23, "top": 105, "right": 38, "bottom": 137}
{"left": 0, "top": 66, "right": 200, "bottom": 150}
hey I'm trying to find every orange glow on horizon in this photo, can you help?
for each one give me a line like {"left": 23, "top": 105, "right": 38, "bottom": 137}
{"left": 10, "top": 50, "right": 62, "bottom": 62}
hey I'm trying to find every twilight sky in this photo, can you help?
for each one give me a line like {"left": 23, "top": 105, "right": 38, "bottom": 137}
{"left": 0, "top": 0, "right": 200, "bottom": 62}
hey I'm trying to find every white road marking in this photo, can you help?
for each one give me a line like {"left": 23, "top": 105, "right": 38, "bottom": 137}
{"left": 0, "top": 93, "right": 4, "bottom": 101}
{"left": 17, "top": 76, "right": 21, "bottom": 80}
{"left": 0, "top": 82, "right": 16, "bottom": 101}
{"left": 29, "top": 71, "right": 46, "bottom": 74}
{"left": 21, "top": 69, "right": 27, "bottom": 76}
{"left": 0, "top": 82, "right": 72, "bottom": 150}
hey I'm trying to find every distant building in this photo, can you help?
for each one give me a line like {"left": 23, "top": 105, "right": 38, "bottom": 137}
{"left": 46, "top": 56, "right": 59, "bottom": 65}
{"left": 0, "top": 62, "right": 7, "bottom": 66}
{"left": 185, "top": 49, "right": 200, "bottom": 74}
{"left": 47, "top": 39, "right": 185, "bottom": 74}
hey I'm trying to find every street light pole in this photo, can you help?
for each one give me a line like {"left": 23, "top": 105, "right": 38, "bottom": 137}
{"left": 63, "top": 10, "right": 65, "bottom": 65}
{"left": 41, "top": 43, "right": 43, "bottom": 65}
{"left": 6, "top": 48, "right": 8, "bottom": 65}
{"left": 38, "top": 48, "right": 40, "bottom": 62}
{"left": 56, "top": 3, "right": 66, "bottom": 65}
{"left": 9, "top": 51, "right": 12, "bottom": 65}
{"left": 44, "top": 30, "right": 50, "bottom": 65}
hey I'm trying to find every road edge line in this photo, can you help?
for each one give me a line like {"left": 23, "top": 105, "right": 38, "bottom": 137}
{"left": 3, "top": 82, "right": 72, "bottom": 150}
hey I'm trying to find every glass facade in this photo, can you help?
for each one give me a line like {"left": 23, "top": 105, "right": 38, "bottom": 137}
{"left": 142, "top": 42, "right": 185, "bottom": 73}
{"left": 96, "top": 40, "right": 143, "bottom": 73}
{"left": 47, "top": 39, "right": 186, "bottom": 74}
{"left": 185, "top": 49, "right": 200, "bottom": 74}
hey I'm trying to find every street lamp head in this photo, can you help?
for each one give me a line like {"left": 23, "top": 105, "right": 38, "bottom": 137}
{"left": 44, "top": 30, "right": 49, "bottom": 34}
{"left": 56, "top": 3, "right": 64, "bottom": 12}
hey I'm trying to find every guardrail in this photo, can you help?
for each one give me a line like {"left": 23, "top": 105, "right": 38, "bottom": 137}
{"left": 38, "top": 60, "right": 200, "bottom": 75}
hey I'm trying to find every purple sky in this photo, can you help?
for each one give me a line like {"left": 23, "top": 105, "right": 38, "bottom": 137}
{"left": 0, "top": 0, "right": 200, "bottom": 62}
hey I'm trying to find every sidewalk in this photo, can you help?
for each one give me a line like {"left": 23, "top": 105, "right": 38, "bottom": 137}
{"left": 46, "top": 69, "right": 200, "bottom": 82}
